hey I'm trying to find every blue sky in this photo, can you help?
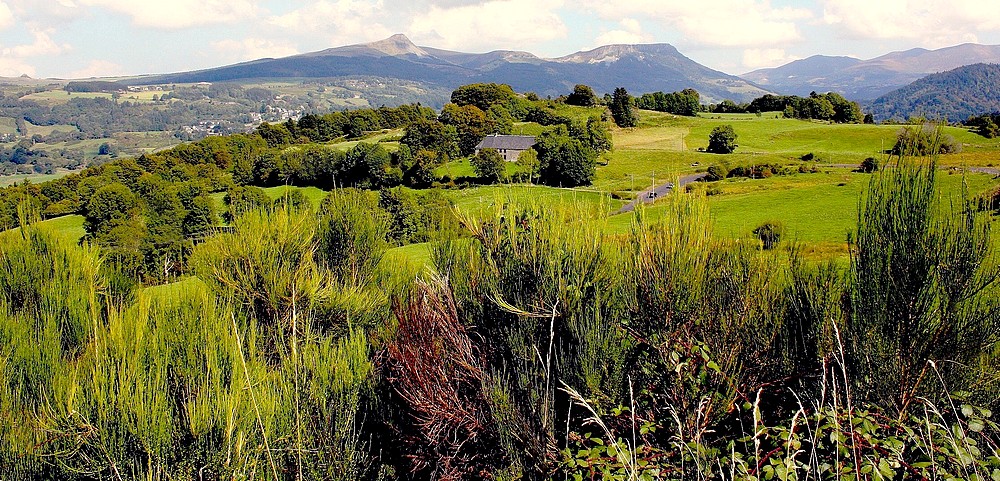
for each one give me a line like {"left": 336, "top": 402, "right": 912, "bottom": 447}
{"left": 1, "top": 0, "right": 999, "bottom": 79}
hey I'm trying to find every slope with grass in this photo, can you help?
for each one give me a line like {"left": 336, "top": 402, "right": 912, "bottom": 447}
{"left": 597, "top": 109, "right": 1000, "bottom": 194}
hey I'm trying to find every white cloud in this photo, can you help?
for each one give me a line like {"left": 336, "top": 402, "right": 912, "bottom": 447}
{"left": 582, "top": 0, "right": 813, "bottom": 48}
{"left": 0, "top": 2, "right": 13, "bottom": 29}
{"left": 67, "top": 59, "right": 125, "bottom": 78}
{"left": 822, "top": 0, "right": 998, "bottom": 47}
{"left": 4, "top": 29, "right": 69, "bottom": 57}
{"left": 742, "top": 48, "right": 799, "bottom": 69}
{"left": 213, "top": 38, "right": 300, "bottom": 62}
{"left": 0, "top": 28, "right": 70, "bottom": 77}
{"left": 270, "top": 0, "right": 393, "bottom": 45}
{"left": 5, "top": 0, "right": 79, "bottom": 26}
{"left": 594, "top": 18, "right": 653, "bottom": 46}
{"left": 409, "top": 0, "right": 567, "bottom": 51}
{"left": 80, "top": 0, "right": 261, "bottom": 29}
{"left": 0, "top": 57, "right": 34, "bottom": 77}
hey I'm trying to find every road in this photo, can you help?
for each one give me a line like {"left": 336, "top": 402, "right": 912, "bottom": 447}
{"left": 615, "top": 172, "right": 708, "bottom": 214}
{"left": 822, "top": 163, "right": 1000, "bottom": 176}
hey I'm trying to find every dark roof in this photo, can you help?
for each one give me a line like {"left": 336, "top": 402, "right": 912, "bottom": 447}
{"left": 475, "top": 134, "right": 536, "bottom": 151}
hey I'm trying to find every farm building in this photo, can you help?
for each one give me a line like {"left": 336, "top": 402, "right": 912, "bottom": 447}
{"left": 474, "top": 134, "right": 536, "bottom": 161}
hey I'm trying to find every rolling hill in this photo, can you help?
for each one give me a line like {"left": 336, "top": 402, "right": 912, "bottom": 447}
{"left": 866, "top": 63, "right": 1000, "bottom": 121}
{"left": 138, "top": 34, "right": 772, "bottom": 103}
{"left": 742, "top": 43, "right": 1000, "bottom": 101}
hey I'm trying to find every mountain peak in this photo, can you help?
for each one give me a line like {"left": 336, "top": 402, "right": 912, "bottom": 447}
{"left": 302, "top": 33, "right": 432, "bottom": 59}
{"left": 360, "top": 34, "right": 429, "bottom": 57}
{"left": 556, "top": 43, "right": 678, "bottom": 64}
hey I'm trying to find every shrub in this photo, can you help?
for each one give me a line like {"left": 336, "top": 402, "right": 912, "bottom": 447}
{"left": 470, "top": 148, "right": 506, "bottom": 184}
{"left": 858, "top": 156, "right": 878, "bottom": 173}
{"left": 705, "top": 164, "right": 728, "bottom": 181}
{"left": 383, "top": 280, "right": 509, "bottom": 478}
{"left": 316, "top": 189, "right": 390, "bottom": 287}
{"left": 847, "top": 159, "right": 1000, "bottom": 414}
{"left": 892, "top": 124, "right": 961, "bottom": 156}
{"left": 753, "top": 221, "right": 784, "bottom": 249}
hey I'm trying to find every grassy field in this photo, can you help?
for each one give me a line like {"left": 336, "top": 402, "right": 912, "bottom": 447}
{"left": 261, "top": 185, "right": 329, "bottom": 206}
{"left": 697, "top": 111, "right": 784, "bottom": 120}
{"left": 208, "top": 185, "right": 330, "bottom": 214}
{"left": 0, "top": 214, "right": 87, "bottom": 243}
{"left": 22, "top": 120, "right": 79, "bottom": 137}
{"left": 19, "top": 89, "right": 171, "bottom": 106}
{"left": 443, "top": 183, "right": 624, "bottom": 217}
{"left": 546, "top": 103, "right": 606, "bottom": 122}
{"left": 0, "top": 169, "right": 75, "bottom": 187}
{"left": 324, "top": 129, "right": 403, "bottom": 152}
{"left": 604, "top": 168, "right": 1000, "bottom": 258}
{"left": 383, "top": 242, "right": 434, "bottom": 271}
{"left": 594, "top": 110, "right": 1000, "bottom": 194}
{"left": 0, "top": 117, "right": 17, "bottom": 135}
{"left": 435, "top": 157, "right": 532, "bottom": 180}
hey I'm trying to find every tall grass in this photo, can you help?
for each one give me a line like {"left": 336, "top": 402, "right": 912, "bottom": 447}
{"left": 847, "top": 158, "right": 1000, "bottom": 415}
{"left": 429, "top": 199, "right": 631, "bottom": 476}
{"left": 625, "top": 194, "right": 788, "bottom": 440}
{"left": 0, "top": 226, "right": 102, "bottom": 477}
{"left": 2, "top": 191, "right": 391, "bottom": 479}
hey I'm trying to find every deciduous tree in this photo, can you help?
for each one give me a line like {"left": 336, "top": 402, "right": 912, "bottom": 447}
{"left": 707, "top": 125, "right": 738, "bottom": 154}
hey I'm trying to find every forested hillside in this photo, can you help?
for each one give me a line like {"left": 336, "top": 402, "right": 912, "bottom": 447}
{"left": 868, "top": 63, "right": 1000, "bottom": 121}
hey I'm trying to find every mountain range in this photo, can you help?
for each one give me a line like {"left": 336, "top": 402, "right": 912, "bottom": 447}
{"left": 136, "top": 34, "right": 771, "bottom": 103}
{"left": 741, "top": 43, "right": 1000, "bottom": 101}
{"left": 105, "top": 35, "right": 1000, "bottom": 121}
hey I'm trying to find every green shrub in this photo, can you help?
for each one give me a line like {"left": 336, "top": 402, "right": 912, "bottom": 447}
{"left": 859, "top": 156, "right": 879, "bottom": 173}
{"left": 847, "top": 159, "right": 1000, "bottom": 414}
{"left": 892, "top": 124, "right": 961, "bottom": 156}
{"left": 470, "top": 147, "right": 506, "bottom": 184}
{"left": 753, "top": 221, "right": 784, "bottom": 249}
{"left": 705, "top": 164, "right": 728, "bottom": 181}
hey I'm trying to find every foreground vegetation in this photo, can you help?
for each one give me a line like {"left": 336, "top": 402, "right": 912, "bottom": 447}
{"left": 3, "top": 155, "right": 1000, "bottom": 479}
{"left": 3, "top": 82, "right": 1000, "bottom": 479}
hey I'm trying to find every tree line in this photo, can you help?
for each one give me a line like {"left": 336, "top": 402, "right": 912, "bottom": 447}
{"left": 699, "top": 92, "right": 867, "bottom": 122}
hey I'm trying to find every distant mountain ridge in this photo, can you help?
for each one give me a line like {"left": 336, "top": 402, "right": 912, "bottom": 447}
{"left": 742, "top": 43, "right": 1000, "bottom": 101}
{"left": 137, "top": 34, "right": 772, "bottom": 103}
{"left": 866, "top": 63, "right": 1000, "bottom": 121}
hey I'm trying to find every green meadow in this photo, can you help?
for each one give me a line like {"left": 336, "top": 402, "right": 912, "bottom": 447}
{"left": 596, "top": 111, "right": 1000, "bottom": 193}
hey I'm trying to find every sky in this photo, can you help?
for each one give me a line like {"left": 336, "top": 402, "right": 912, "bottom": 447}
{"left": 1, "top": 0, "right": 1000, "bottom": 79}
